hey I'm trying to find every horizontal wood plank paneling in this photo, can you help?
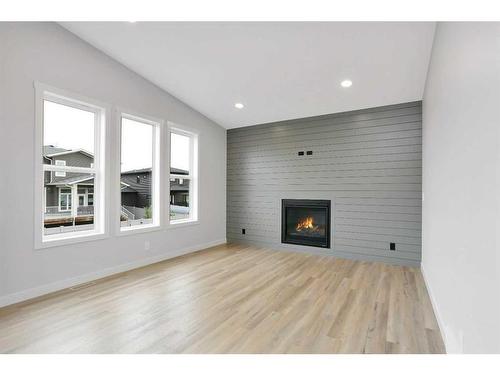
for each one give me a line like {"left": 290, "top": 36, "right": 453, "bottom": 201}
{"left": 227, "top": 102, "right": 422, "bottom": 264}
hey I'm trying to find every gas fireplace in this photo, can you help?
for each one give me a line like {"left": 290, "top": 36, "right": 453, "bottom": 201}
{"left": 281, "top": 199, "right": 331, "bottom": 248}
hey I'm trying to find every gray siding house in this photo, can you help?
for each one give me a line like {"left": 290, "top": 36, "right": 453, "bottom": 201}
{"left": 44, "top": 146, "right": 95, "bottom": 225}
{"left": 43, "top": 146, "right": 189, "bottom": 226}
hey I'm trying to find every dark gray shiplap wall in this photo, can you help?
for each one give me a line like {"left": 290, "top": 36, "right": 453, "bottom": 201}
{"left": 227, "top": 101, "right": 422, "bottom": 266}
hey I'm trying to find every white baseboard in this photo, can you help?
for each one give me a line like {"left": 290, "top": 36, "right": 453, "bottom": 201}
{"left": 0, "top": 238, "right": 226, "bottom": 309}
{"left": 421, "top": 262, "right": 448, "bottom": 353}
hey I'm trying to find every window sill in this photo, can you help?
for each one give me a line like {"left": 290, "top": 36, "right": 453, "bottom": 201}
{"left": 167, "top": 219, "right": 199, "bottom": 229}
{"left": 118, "top": 223, "right": 162, "bottom": 236}
{"left": 36, "top": 231, "right": 109, "bottom": 250}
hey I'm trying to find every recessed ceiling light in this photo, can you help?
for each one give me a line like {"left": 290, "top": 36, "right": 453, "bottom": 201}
{"left": 234, "top": 103, "right": 244, "bottom": 109}
{"left": 129, "top": 21, "right": 137, "bottom": 23}
{"left": 341, "top": 79, "right": 353, "bottom": 88}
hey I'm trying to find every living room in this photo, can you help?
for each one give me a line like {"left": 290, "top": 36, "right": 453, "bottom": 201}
{"left": 1, "top": 1, "right": 499, "bottom": 372}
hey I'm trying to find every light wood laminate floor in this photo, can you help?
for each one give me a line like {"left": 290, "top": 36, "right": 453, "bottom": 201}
{"left": 0, "top": 243, "right": 445, "bottom": 353}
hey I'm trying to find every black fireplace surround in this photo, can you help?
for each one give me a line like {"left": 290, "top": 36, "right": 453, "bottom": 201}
{"left": 281, "top": 199, "right": 331, "bottom": 248}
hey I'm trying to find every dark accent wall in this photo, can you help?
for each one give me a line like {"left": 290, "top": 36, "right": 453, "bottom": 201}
{"left": 226, "top": 101, "right": 422, "bottom": 266}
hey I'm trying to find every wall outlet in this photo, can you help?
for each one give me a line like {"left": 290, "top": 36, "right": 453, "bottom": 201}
{"left": 306, "top": 150, "right": 313, "bottom": 155}
{"left": 242, "top": 228, "right": 246, "bottom": 235}
{"left": 144, "top": 240, "right": 151, "bottom": 251}
{"left": 298, "top": 151, "right": 304, "bottom": 156}
{"left": 390, "top": 242, "right": 396, "bottom": 251}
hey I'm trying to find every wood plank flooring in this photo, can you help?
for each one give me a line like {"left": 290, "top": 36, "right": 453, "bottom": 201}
{"left": 0, "top": 243, "right": 445, "bottom": 353}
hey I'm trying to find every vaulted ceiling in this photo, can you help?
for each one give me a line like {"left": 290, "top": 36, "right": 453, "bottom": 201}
{"left": 61, "top": 22, "right": 435, "bottom": 129}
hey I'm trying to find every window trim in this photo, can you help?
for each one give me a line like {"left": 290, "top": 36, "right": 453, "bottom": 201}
{"left": 34, "top": 83, "right": 202, "bottom": 248}
{"left": 116, "top": 110, "right": 163, "bottom": 235}
{"left": 34, "top": 82, "right": 109, "bottom": 249}
{"left": 167, "top": 123, "right": 199, "bottom": 226}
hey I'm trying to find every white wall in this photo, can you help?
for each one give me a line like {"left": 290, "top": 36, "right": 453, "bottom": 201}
{"left": 0, "top": 22, "right": 226, "bottom": 306}
{"left": 422, "top": 22, "right": 500, "bottom": 353}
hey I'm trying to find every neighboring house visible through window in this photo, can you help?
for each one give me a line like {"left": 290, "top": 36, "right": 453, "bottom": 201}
{"left": 169, "top": 128, "right": 198, "bottom": 223}
{"left": 36, "top": 84, "right": 106, "bottom": 247}
{"left": 119, "top": 114, "right": 160, "bottom": 231}
{"left": 43, "top": 146, "right": 98, "bottom": 230}
{"left": 35, "top": 84, "right": 201, "bottom": 247}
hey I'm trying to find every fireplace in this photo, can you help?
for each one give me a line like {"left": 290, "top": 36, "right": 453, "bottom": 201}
{"left": 281, "top": 199, "right": 331, "bottom": 248}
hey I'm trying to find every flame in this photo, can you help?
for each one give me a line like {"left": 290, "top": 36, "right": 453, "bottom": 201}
{"left": 296, "top": 216, "right": 318, "bottom": 232}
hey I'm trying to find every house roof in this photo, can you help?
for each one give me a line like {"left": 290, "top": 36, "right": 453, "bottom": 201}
{"left": 43, "top": 145, "right": 94, "bottom": 159}
{"left": 121, "top": 186, "right": 138, "bottom": 193}
{"left": 121, "top": 167, "right": 189, "bottom": 175}
{"left": 47, "top": 175, "right": 94, "bottom": 186}
{"left": 120, "top": 182, "right": 138, "bottom": 193}
{"left": 170, "top": 167, "right": 189, "bottom": 175}
{"left": 45, "top": 147, "right": 188, "bottom": 175}
{"left": 49, "top": 177, "right": 137, "bottom": 191}
{"left": 43, "top": 145, "right": 69, "bottom": 155}
{"left": 48, "top": 175, "right": 187, "bottom": 192}
{"left": 120, "top": 168, "right": 152, "bottom": 175}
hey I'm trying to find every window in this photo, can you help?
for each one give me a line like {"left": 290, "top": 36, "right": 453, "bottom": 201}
{"left": 59, "top": 188, "right": 72, "bottom": 211}
{"left": 54, "top": 160, "right": 66, "bottom": 177}
{"left": 120, "top": 114, "right": 160, "bottom": 230}
{"left": 36, "top": 85, "right": 106, "bottom": 246}
{"left": 35, "top": 84, "right": 199, "bottom": 246}
{"left": 169, "top": 128, "right": 198, "bottom": 223}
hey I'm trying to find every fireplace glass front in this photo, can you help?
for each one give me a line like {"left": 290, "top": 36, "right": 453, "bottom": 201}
{"left": 281, "top": 199, "right": 331, "bottom": 248}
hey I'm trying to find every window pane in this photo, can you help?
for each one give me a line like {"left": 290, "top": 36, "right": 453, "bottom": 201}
{"left": 43, "top": 100, "right": 95, "bottom": 167}
{"left": 120, "top": 117, "right": 154, "bottom": 228}
{"left": 170, "top": 178, "right": 190, "bottom": 221}
{"left": 170, "top": 133, "right": 190, "bottom": 174}
{"left": 170, "top": 131, "right": 194, "bottom": 223}
{"left": 44, "top": 173, "right": 95, "bottom": 236}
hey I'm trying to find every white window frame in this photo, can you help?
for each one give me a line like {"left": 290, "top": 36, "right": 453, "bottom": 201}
{"left": 118, "top": 111, "right": 162, "bottom": 235}
{"left": 34, "top": 82, "right": 108, "bottom": 249}
{"left": 168, "top": 124, "right": 199, "bottom": 226}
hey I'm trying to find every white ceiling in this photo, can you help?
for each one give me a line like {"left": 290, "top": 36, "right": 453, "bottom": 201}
{"left": 61, "top": 22, "right": 436, "bottom": 129}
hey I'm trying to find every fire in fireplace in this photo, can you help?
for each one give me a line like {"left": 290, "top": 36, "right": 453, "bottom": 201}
{"left": 282, "top": 199, "right": 331, "bottom": 248}
{"left": 295, "top": 216, "right": 323, "bottom": 234}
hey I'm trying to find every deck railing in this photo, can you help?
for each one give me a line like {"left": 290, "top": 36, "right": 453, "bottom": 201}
{"left": 44, "top": 206, "right": 94, "bottom": 217}
{"left": 45, "top": 206, "right": 140, "bottom": 220}
{"left": 120, "top": 206, "right": 136, "bottom": 220}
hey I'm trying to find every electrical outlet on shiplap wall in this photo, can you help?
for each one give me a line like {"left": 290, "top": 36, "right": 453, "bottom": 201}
{"left": 226, "top": 101, "right": 423, "bottom": 266}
